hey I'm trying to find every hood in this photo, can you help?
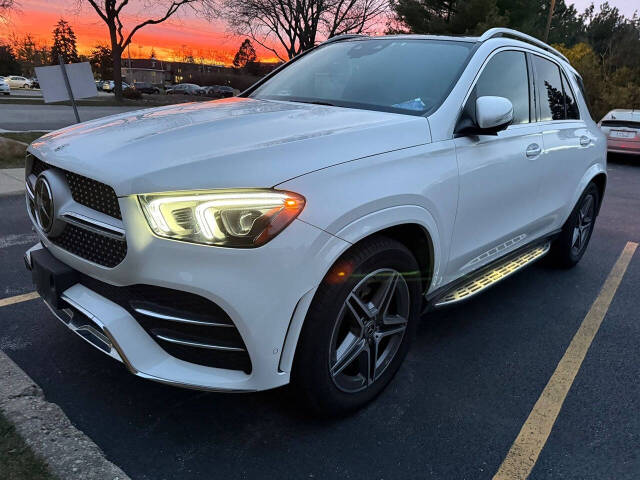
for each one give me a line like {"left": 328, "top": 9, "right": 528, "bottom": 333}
{"left": 29, "top": 97, "right": 430, "bottom": 196}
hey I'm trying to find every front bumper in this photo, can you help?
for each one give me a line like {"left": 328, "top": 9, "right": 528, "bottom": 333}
{"left": 26, "top": 195, "right": 350, "bottom": 392}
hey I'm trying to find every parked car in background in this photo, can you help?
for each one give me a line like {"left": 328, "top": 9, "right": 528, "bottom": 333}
{"left": 134, "top": 82, "right": 161, "bottom": 94}
{"left": 102, "top": 80, "right": 131, "bottom": 92}
{"left": 6, "top": 75, "right": 32, "bottom": 88}
{"left": 598, "top": 109, "right": 640, "bottom": 156}
{"left": 203, "top": 85, "right": 235, "bottom": 98}
{"left": 0, "top": 77, "right": 10, "bottom": 95}
{"left": 166, "top": 83, "right": 203, "bottom": 95}
{"left": 95, "top": 80, "right": 105, "bottom": 91}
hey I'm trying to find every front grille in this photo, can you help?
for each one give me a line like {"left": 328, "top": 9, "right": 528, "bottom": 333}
{"left": 65, "top": 171, "right": 122, "bottom": 220}
{"left": 51, "top": 224, "right": 127, "bottom": 268}
{"left": 78, "top": 274, "right": 252, "bottom": 373}
{"left": 30, "top": 158, "right": 122, "bottom": 220}
{"left": 28, "top": 156, "right": 127, "bottom": 268}
{"left": 30, "top": 157, "right": 48, "bottom": 176}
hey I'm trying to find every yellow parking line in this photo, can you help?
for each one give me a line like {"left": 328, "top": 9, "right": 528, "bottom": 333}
{"left": 0, "top": 291, "right": 39, "bottom": 308}
{"left": 493, "top": 241, "right": 638, "bottom": 480}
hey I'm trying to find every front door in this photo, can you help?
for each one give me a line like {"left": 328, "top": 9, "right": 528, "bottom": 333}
{"left": 448, "top": 50, "right": 545, "bottom": 279}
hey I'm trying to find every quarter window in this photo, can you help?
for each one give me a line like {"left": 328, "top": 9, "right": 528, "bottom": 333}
{"left": 561, "top": 72, "right": 579, "bottom": 119}
{"left": 465, "top": 51, "right": 531, "bottom": 125}
{"left": 532, "top": 56, "right": 566, "bottom": 121}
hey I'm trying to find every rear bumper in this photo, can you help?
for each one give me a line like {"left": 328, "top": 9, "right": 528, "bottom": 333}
{"left": 607, "top": 138, "right": 640, "bottom": 155}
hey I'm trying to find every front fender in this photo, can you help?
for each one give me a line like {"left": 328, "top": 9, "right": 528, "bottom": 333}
{"left": 331, "top": 204, "right": 442, "bottom": 293}
{"left": 278, "top": 204, "right": 442, "bottom": 374}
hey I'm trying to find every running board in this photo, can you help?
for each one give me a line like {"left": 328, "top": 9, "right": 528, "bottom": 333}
{"left": 434, "top": 242, "right": 551, "bottom": 307}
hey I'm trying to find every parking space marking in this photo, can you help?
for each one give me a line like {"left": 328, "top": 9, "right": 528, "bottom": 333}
{"left": 0, "top": 291, "right": 39, "bottom": 308}
{"left": 493, "top": 241, "right": 638, "bottom": 480}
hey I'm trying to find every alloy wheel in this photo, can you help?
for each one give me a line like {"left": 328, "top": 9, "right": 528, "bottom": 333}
{"left": 571, "top": 193, "right": 595, "bottom": 256}
{"left": 329, "top": 268, "right": 410, "bottom": 393}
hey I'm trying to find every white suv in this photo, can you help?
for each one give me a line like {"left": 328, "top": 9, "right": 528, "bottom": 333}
{"left": 24, "top": 29, "right": 606, "bottom": 414}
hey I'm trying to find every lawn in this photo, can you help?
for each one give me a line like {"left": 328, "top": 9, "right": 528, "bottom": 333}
{"left": 0, "top": 132, "right": 46, "bottom": 169}
{"left": 0, "top": 413, "right": 56, "bottom": 480}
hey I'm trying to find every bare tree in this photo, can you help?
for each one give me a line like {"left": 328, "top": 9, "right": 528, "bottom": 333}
{"left": 0, "top": 0, "right": 16, "bottom": 20}
{"left": 79, "top": 0, "right": 217, "bottom": 100}
{"left": 223, "top": 0, "right": 388, "bottom": 61}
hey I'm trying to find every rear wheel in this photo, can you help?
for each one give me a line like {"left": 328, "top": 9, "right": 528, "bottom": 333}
{"left": 293, "top": 236, "right": 421, "bottom": 415}
{"left": 548, "top": 182, "right": 599, "bottom": 268}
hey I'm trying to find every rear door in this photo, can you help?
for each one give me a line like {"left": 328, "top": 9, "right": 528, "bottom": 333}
{"left": 448, "top": 50, "right": 545, "bottom": 278}
{"left": 531, "top": 54, "right": 596, "bottom": 228}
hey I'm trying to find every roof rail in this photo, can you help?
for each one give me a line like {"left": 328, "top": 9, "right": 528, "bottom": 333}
{"left": 321, "top": 34, "right": 368, "bottom": 45}
{"left": 479, "top": 28, "right": 569, "bottom": 64}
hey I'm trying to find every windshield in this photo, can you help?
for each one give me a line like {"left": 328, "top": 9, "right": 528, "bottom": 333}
{"left": 250, "top": 39, "right": 475, "bottom": 116}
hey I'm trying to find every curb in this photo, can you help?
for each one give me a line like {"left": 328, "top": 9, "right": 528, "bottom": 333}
{"left": 0, "top": 350, "right": 130, "bottom": 480}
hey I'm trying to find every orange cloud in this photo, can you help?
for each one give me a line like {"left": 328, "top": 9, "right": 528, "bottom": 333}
{"left": 1, "top": 0, "right": 282, "bottom": 65}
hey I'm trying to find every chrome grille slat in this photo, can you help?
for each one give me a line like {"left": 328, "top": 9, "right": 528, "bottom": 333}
{"left": 134, "top": 307, "right": 234, "bottom": 327}
{"left": 155, "top": 334, "right": 246, "bottom": 352}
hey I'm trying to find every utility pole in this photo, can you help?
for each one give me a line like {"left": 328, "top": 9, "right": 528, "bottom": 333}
{"left": 544, "top": 0, "right": 557, "bottom": 42}
{"left": 127, "top": 43, "right": 134, "bottom": 86}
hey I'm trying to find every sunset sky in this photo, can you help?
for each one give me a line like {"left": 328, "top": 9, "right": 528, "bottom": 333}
{"left": 1, "top": 0, "right": 637, "bottom": 66}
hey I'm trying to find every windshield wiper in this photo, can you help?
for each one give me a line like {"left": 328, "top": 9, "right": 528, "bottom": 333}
{"left": 288, "top": 99, "right": 338, "bottom": 107}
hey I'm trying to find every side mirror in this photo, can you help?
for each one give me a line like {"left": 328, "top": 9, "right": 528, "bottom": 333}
{"left": 475, "top": 96, "right": 513, "bottom": 133}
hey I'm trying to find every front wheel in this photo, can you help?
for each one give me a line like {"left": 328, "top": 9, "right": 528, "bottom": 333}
{"left": 548, "top": 182, "right": 599, "bottom": 268}
{"left": 293, "top": 236, "right": 421, "bottom": 415}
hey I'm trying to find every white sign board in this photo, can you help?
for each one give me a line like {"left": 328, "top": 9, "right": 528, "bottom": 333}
{"left": 35, "top": 62, "right": 97, "bottom": 103}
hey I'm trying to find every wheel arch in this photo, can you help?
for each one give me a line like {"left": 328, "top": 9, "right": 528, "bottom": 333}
{"left": 565, "top": 164, "right": 607, "bottom": 224}
{"left": 278, "top": 208, "right": 440, "bottom": 374}
{"left": 591, "top": 172, "right": 607, "bottom": 215}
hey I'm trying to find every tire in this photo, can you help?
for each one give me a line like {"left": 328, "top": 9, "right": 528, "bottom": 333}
{"left": 293, "top": 236, "right": 422, "bottom": 415}
{"left": 548, "top": 182, "right": 599, "bottom": 268}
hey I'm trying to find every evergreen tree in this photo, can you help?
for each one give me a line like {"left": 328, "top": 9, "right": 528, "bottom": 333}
{"left": 89, "top": 44, "right": 114, "bottom": 80}
{"left": 0, "top": 44, "right": 21, "bottom": 76}
{"left": 232, "top": 39, "right": 257, "bottom": 69}
{"left": 51, "top": 19, "right": 79, "bottom": 64}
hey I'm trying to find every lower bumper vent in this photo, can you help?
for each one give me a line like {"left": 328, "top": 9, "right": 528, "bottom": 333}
{"left": 78, "top": 274, "right": 252, "bottom": 373}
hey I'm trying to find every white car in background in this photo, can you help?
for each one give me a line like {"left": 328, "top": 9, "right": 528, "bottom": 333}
{"left": 23, "top": 29, "right": 606, "bottom": 415}
{"left": 6, "top": 75, "right": 33, "bottom": 89}
{"left": 0, "top": 77, "right": 9, "bottom": 95}
{"left": 598, "top": 109, "right": 640, "bottom": 156}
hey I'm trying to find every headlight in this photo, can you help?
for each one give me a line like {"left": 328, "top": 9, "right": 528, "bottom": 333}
{"left": 138, "top": 189, "right": 305, "bottom": 247}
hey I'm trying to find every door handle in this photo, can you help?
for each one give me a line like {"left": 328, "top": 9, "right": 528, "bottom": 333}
{"left": 526, "top": 143, "right": 542, "bottom": 158}
{"left": 580, "top": 135, "right": 591, "bottom": 146}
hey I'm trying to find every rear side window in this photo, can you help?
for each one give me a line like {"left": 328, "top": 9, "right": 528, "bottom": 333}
{"left": 560, "top": 72, "right": 579, "bottom": 119}
{"left": 532, "top": 55, "right": 565, "bottom": 121}
{"left": 601, "top": 120, "right": 640, "bottom": 129}
{"left": 466, "top": 50, "right": 531, "bottom": 124}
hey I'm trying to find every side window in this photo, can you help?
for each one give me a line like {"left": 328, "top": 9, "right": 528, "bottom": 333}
{"left": 532, "top": 56, "right": 565, "bottom": 121}
{"left": 561, "top": 72, "right": 580, "bottom": 119}
{"left": 466, "top": 51, "right": 531, "bottom": 124}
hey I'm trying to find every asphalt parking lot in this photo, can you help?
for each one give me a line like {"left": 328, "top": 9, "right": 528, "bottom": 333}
{"left": 1, "top": 157, "right": 639, "bottom": 479}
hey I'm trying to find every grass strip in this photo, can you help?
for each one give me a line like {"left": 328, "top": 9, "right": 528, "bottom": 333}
{"left": 0, "top": 412, "right": 57, "bottom": 480}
